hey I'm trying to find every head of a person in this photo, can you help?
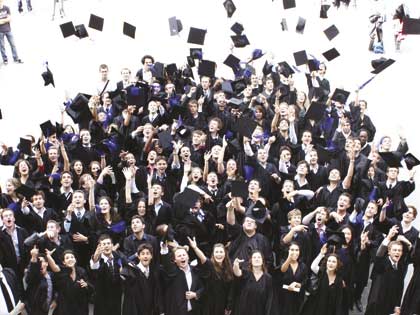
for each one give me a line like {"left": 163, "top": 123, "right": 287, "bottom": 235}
{"left": 46, "top": 220, "right": 60, "bottom": 238}
{"left": 287, "top": 209, "right": 302, "bottom": 227}
{"left": 15, "top": 159, "right": 31, "bottom": 177}
{"left": 1, "top": 209, "right": 15, "bottom": 229}
{"left": 180, "top": 146, "right": 191, "bottom": 160}
{"left": 192, "top": 130, "right": 204, "bottom": 145}
{"left": 80, "top": 174, "right": 94, "bottom": 191}
{"left": 189, "top": 167, "right": 203, "bottom": 183}
{"left": 358, "top": 129, "right": 369, "bottom": 146}
{"left": 61, "top": 171, "right": 74, "bottom": 188}
{"left": 282, "top": 179, "right": 295, "bottom": 194}
{"left": 31, "top": 191, "right": 46, "bottom": 209}
{"left": 364, "top": 201, "right": 378, "bottom": 219}
{"left": 47, "top": 146, "right": 59, "bottom": 163}
{"left": 72, "top": 190, "right": 86, "bottom": 208}
{"left": 380, "top": 136, "right": 392, "bottom": 152}
{"left": 99, "top": 234, "right": 114, "bottom": 256}
{"left": 38, "top": 254, "right": 49, "bottom": 275}
{"left": 288, "top": 242, "right": 300, "bottom": 261}
{"left": 402, "top": 206, "right": 417, "bottom": 224}
{"left": 99, "top": 64, "right": 109, "bottom": 80}
{"left": 206, "top": 172, "right": 218, "bottom": 187}
{"left": 308, "top": 149, "right": 319, "bottom": 165}
{"left": 5, "top": 178, "right": 19, "bottom": 195}
{"left": 188, "top": 99, "right": 198, "bottom": 115}
{"left": 280, "top": 146, "right": 292, "bottom": 162}
{"left": 62, "top": 250, "right": 77, "bottom": 268}
{"left": 125, "top": 153, "right": 136, "bottom": 167}
{"left": 151, "top": 183, "right": 164, "bottom": 199}
{"left": 248, "top": 250, "right": 266, "bottom": 273}
{"left": 208, "top": 117, "right": 222, "bottom": 134}
{"left": 131, "top": 215, "right": 145, "bottom": 234}
{"left": 324, "top": 253, "right": 341, "bottom": 273}
{"left": 301, "top": 130, "right": 312, "bottom": 145}
{"left": 120, "top": 67, "right": 131, "bottom": 81}
{"left": 388, "top": 241, "right": 403, "bottom": 263}
{"left": 141, "top": 55, "right": 154, "bottom": 71}
{"left": 200, "top": 76, "right": 211, "bottom": 90}
{"left": 98, "top": 196, "right": 113, "bottom": 215}
{"left": 172, "top": 246, "right": 189, "bottom": 269}
{"left": 296, "top": 160, "right": 309, "bottom": 176}
{"left": 315, "top": 207, "right": 329, "bottom": 225}
{"left": 71, "top": 160, "right": 84, "bottom": 176}
{"left": 137, "top": 243, "right": 153, "bottom": 267}
{"left": 339, "top": 225, "right": 353, "bottom": 245}
{"left": 278, "top": 118, "right": 290, "bottom": 131}
{"left": 136, "top": 198, "right": 147, "bottom": 216}
{"left": 248, "top": 179, "right": 261, "bottom": 195}
{"left": 257, "top": 148, "right": 268, "bottom": 163}
{"left": 386, "top": 167, "right": 399, "bottom": 181}
{"left": 328, "top": 168, "right": 341, "bottom": 182}
{"left": 80, "top": 129, "right": 91, "bottom": 145}
{"left": 89, "top": 161, "right": 101, "bottom": 177}
{"left": 242, "top": 216, "right": 257, "bottom": 234}
{"left": 337, "top": 193, "right": 352, "bottom": 212}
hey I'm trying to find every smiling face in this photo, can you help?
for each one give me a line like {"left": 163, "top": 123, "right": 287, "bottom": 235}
{"left": 5, "top": 180, "right": 16, "bottom": 194}
{"left": 73, "top": 161, "right": 83, "bottom": 175}
{"left": 99, "top": 198, "right": 111, "bottom": 214}
{"left": 337, "top": 195, "right": 351, "bottom": 212}
{"left": 48, "top": 147, "right": 59, "bottom": 163}
{"left": 212, "top": 245, "right": 226, "bottom": 264}
{"left": 402, "top": 207, "right": 416, "bottom": 224}
{"left": 32, "top": 194, "right": 45, "bottom": 209}
{"left": 2, "top": 210, "right": 15, "bottom": 229}
{"left": 365, "top": 202, "right": 378, "bottom": 219}
{"left": 388, "top": 243, "right": 403, "bottom": 263}
{"left": 342, "top": 227, "right": 352, "bottom": 244}
{"left": 131, "top": 218, "right": 145, "bottom": 233}
{"left": 248, "top": 180, "right": 261, "bottom": 194}
{"left": 63, "top": 253, "right": 77, "bottom": 268}
{"left": 251, "top": 252, "right": 263, "bottom": 269}
{"left": 288, "top": 244, "right": 300, "bottom": 261}
{"left": 100, "top": 238, "right": 113, "bottom": 256}
{"left": 138, "top": 248, "right": 153, "bottom": 267}
{"left": 326, "top": 255, "right": 338, "bottom": 272}
{"left": 137, "top": 200, "right": 146, "bottom": 216}
{"left": 174, "top": 248, "right": 189, "bottom": 269}
{"left": 18, "top": 161, "right": 29, "bottom": 175}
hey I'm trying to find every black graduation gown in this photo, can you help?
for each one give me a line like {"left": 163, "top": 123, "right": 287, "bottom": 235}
{"left": 234, "top": 270, "right": 274, "bottom": 315}
{"left": 53, "top": 266, "right": 92, "bottom": 315}
{"left": 400, "top": 240, "right": 420, "bottom": 315}
{"left": 197, "top": 259, "right": 234, "bottom": 315}
{"left": 365, "top": 255, "right": 404, "bottom": 315}
{"left": 121, "top": 264, "right": 163, "bottom": 315}
{"left": 300, "top": 271, "right": 344, "bottom": 315}
{"left": 277, "top": 261, "right": 308, "bottom": 315}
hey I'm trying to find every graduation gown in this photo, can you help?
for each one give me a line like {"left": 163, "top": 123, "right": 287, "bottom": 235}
{"left": 400, "top": 240, "right": 420, "bottom": 315}
{"left": 234, "top": 270, "right": 274, "bottom": 315}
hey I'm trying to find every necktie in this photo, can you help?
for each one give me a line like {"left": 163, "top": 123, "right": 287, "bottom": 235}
{"left": 144, "top": 268, "right": 149, "bottom": 279}
{"left": 76, "top": 211, "right": 82, "bottom": 221}
{"left": 0, "top": 277, "right": 14, "bottom": 312}
{"left": 388, "top": 184, "right": 392, "bottom": 190}
{"left": 393, "top": 263, "right": 398, "bottom": 270}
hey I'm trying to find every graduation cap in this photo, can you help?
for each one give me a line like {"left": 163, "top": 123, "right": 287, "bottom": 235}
{"left": 66, "top": 93, "right": 93, "bottom": 124}
{"left": 190, "top": 48, "right": 203, "bottom": 60}
{"left": 223, "top": 0, "right": 236, "bottom": 18}
{"left": 235, "top": 116, "right": 258, "bottom": 138}
{"left": 262, "top": 61, "right": 273, "bottom": 76}
{"left": 187, "top": 27, "right": 207, "bottom": 45}
{"left": 198, "top": 60, "right": 216, "bottom": 78}
{"left": 232, "top": 78, "right": 247, "bottom": 94}
{"left": 123, "top": 22, "right": 136, "bottom": 39}
{"left": 59, "top": 21, "right": 76, "bottom": 38}
{"left": 296, "top": 17, "right": 306, "bottom": 34}
{"left": 315, "top": 145, "right": 332, "bottom": 165}
{"left": 331, "top": 88, "right": 350, "bottom": 104}
{"left": 305, "top": 101, "right": 324, "bottom": 121}
{"left": 308, "top": 59, "right": 319, "bottom": 72}
{"left": 224, "top": 54, "right": 241, "bottom": 72}
{"left": 41, "top": 62, "right": 55, "bottom": 87}
{"left": 283, "top": 0, "right": 296, "bottom": 10}
{"left": 157, "top": 131, "right": 173, "bottom": 150}
{"left": 404, "top": 153, "right": 420, "bottom": 170}
{"left": 371, "top": 58, "right": 395, "bottom": 74}
{"left": 231, "top": 181, "right": 248, "bottom": 199}
{"left": 250, "top": 49, "right": 264, "bottom": 62}
{"left": 186, "top": 56, "right": 195, "bottom": 68}
{"left": 18, "top": 137, "right": 32, "bottom": 155}
{"left": 175, "top": 188, "right": 201, "bottom": 208}
{"left": 40, "top": 120, "right": 56, "bottom": 137}
{"left": 293, "top": 50, "right": 308, "bottom": 66}
{"left": 231, "top": 35, "right": 250, "bottom": 48}
{"left": 221, "top": 81, "right": 234, "bottom": 94}
{"left": 166, "top": 63, "right": 178, "bottom": 76}
{"left": 322, "top": 48, "right": 340, "bottom": 61}
{"left": 231, "top": 22, "right": 244, "bottom": 35}
{"left": 168, "top": 16, "right": 183, "bottom": 36}
{"left": 75, "top": 24, "right": 89, "bottom": 39}
{"left": 326, "top": 230, "right": 346, "bottom": 247}
{"left": 278, "top": 61, "right": 295, "bottom": 77}
{"left": 320, "top": 4, "right": 330, "bottom": 19}
{"left": 402, "top": 18, "right": 420, "bottom": 35}
{"left": 379, "top": 152, "right": 403, "bottom": 168}
{"left": 88, "top": 14, "right": 104, "bottom": 31}
{"left": 394, "top": 4, "right": 408, "bottom": 22}
{"left": 281, "top": 18, "right": 288, "bottom": 31}
{"left": 324, "top": 24, "right": 339, "bottom": 41}
{"left": 15, "top": 185, "right": 37, "bottom": 200}
{"left": 228, "top": 98, "right": 244, "bottom": 109}
{"left": 152, "top": 62, "right": 165, "bottom": 80}
{"left": 245, "top": 200, "right": 269, "bottom": 224}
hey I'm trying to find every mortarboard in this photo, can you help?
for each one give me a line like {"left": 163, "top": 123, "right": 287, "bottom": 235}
{"left": 326, "top": 230, "right": 346, "bottom": 246}
{"left": 175, "top": 188, "right": 201, "bottom": 209}
{"left": 151, "top": 62, "right": 165, "bottom": 80}
{"left": 296, "top": 17, "right": 306, "bottom": 34}
{"left": 223, "top": 0, "right": 236, "bottom": 18}
{"left": 281, "top": 18, "right": 288, "bottom": 31}
{"left": 126, "top": 85, "right": 148, "bottom": 107}
{"left": 331, "top": 88, "right": 350, "bottom": 104}
{"left": 223, "top": 54, "right": 241, "bottom": 72}
{"left": 59, "top": 21, "right": 75, "bottom": 38}
{"left": 66, "top": 93, "right": 93, "bottom": 124}
{"left": 177, "top": 125, "right": 191, "bottom": 139}
{"left": 190, "top": 48, "right": 203, "bottom": 60}
{"left": 379, "top": 152, "right": 403, "bottom": 168}
{"left": 404, "top": 153, "right": 420, "bottom": 170}
{"left": 293, "top": 50, "right": 308, "bottom": 66}
{"left": 315, "top": 145, "right": 332, "bottom": 165}
{"left": 41, "top": 63, "right": 55, "bottom": 87}
{"left": 168, "top": 16, "right": 183, "bottom": 36}
{"left": 231, "top": 22, "right": 244, "bottom": 35}
{"left": 283, "top": 0, "right": 296, "bottom": 10}
{"left": 232, "top": 78, "right": 247, "bottom": 94}
{"left": 157, "top": 131, "right": 173, "bottom": 150}
{"left": 18, "top": 138, "right": 32, "bottom": 155}
{"left": 15, "top": 185, "right": 37, "bottom": 200}
{"left": 245, "top": 200, "right": 269, "bottom": 224}
{"left": 308, "top": 59, "right": 319, "bottom": 72}
{"left": 88, "top": 14, "right": 104, "bottom": 31}
{"left": 231, "top": 181, "right": 248, "bottom": 199}
{"left": 0, "top": 109, "right": 2, "bottom": 119}
{"left": 187, "top": 27, "right": 207, "bottom": 45}
{"left": 262, "top": 61, "right": 273, "bottom": 76}
{"left": 324, "top": 24, "right": 339, "bottom": 41}
{"left": 166, "top": 63, "right": 178, "bottom": 76}
{"left": 123, "top": 22, "right": 136, "bottom": 39}
{"left": 322, "top": 48, "right": 340, "bottom": 61}
{"left": 55, "top": 122, "right": 64, "bottom": 139}
{"left": 235, "top": 116, "right": 258, "bottom": 138}
{"left": 250, "top": 49, "right": 264, "bottom": 61}
{"left": 305, "top": 101, "right": 324, "bottom": 122}
{"left": 187, "top": 56, "right": 195, "bottom": 68}
{"left": 198, "top": 60, "right": 216, "bottom": 78}
{"left": 320, "top": 4, "right": 330, "bottom": 19}
{"left": 394, "top": 4, "right": 407, "bottom": 22}
{"left": 221, "top": 81, "right": 234, "bottom": 94}
{"left": 371, "top": 58, "right": 395, "bottom": 74}
{"left": 278, "top": 61, "right": 295, "bottom": 77}
{"left": 75, "top": 24, "right": 89, "bottom": 39}
{"left": 402, "top": 18, "right": 420, "bottom": 35}
{"left": 40, "top": 120, "right": 56, "bottom": 137}
{"left": 228, "top": 97, "right": 244, "bottom": 108}
{"left": 231, "top": 35, "right": 250, "bottom": 48}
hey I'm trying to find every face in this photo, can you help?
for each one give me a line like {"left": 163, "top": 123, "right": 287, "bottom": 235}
{"left": 308, "top": 151, "right": 318, "bottom": 165}
{"left": 100, "top": 67, "right": 108, "bottom": 80}
{"left": 243, "top": 217, "right": 257, "bottom": 233}
{"left": 226, "top": 160, "right": 237, "bottom": 172}
{"left": 264, "top": 79, "right": 274, "bottom": 91}
{"left": 387, "top": 168, "right": 399, "bottom": 180}
{"left": 126, "top": 153, "right": 136, "bottom": 166}
{"left": 289, "top": 244, "right": 300, "bottom": 261}
{"left": 211, "top": 146, "right": 221, "bottom": 160}
{"left": 342, "top": 122, "right": 351, "bottom": 133}
{"left": 80, "top": 131, "right": 91, "bottom": 145}
{"left": 297, "top": 163, "right": 308, "bottom": 175}
{"left": 201, "top": 77, "right": 210, "bottom": 90}
{"left": 250, "top": 74, "right": 258, "bottom": 86}
{"left": 100, "top": 238, "right": 113, "bottom": 256}
{"left": 402, "top": 208, "right": 415, "bottom": 223}
{"left": 359, "top": 131, "right": 368, "bottom": 145}
{"left": 326, "top": 256, "right": 338, "bottom": 272}
{"left": 152, "top": 184, "right": 163, "bottom": 199}
{"left": 365, "top": 202, "right": 378, "bottom": 218}
{"left": 73, "top": 161, "right": 83, "bottom": 175}
{"left": 279, "top": 119, "right": 289, "bottom": 131}
{"left": 328, "top": 169, "right": 341, "bottom": 181}
{"left": 248, "top": 180, "right": 261, "bottom": 194}
{"left": 207, "top": 173, "right": 218, "bottom": 186}
{"left": 212, "top": 246, "right": 226, "bottom": 264}
{"left": 279, "top": 103, "right": 288, "bottom": 116}
{"left": 2, "top": 211, "right": 15, "bottom": 228}
{"left": 99, "top": 199, "right": 111, "bottom": 214}
{"left": 367, "top": 166, "right": 375, "bottom": 178}
{"left": 315, "top": 209, "right": 328, "bottom": 224}
{"left": 143, "top": 125, "right": 153, "bottom": 137}
{"left": 137, "top": 201, "right": 146, "bottom": 216}
{"left": 192, "top": 133, "right": 202, "bottom": 145}
{"left": 72, "top": 192, "right": 85, "bottom": 208}
{"left": 280, "top": 150, "right": 291, "bottom": 162}
{"left": 337, "top": 195, "right": 351, "bottom": 211}
{"left": 48, "top": 148, "right": 58, "bottom": 162}
{"left": 191, "top": 168, "right": 202, "bottom": 182}
{"left": 301, "top": 132, "right": 312, "bottom": 145}
{"left": 288, "top": 215, "right": 301, "bottom": 227}
{"left": 46, "top": 222, "right": 59, "bottom": 237}
{"left": 180, "top": 147, "right": 191, "bottom": 160}
{"left": 388, "top": 244, "right": 403, "bottom": 262}
{"left": 91, "top": 163, "right": 101, "bottom": 175}
{"left": 121, "top": 69, "right": 130, "bottom": 81}
{"left": 156, "top": 159, "right": 167, "bottom": 172}
{"left": 147, "top": 151, "right": 157, "bottom": 164}
{"left": 189, "top": 102, "right": 198, "bottom": 114}
{"left": 18, "top": 161, "right": 29, "bottom": 175}
{"left": 165, "top": 84, "right": 175, "bottom": 94}
{"left": 81, "top": 174, "right": 93, "bottom": 190}
{"left": 255, "top": 110, "right": 263, "bottom": 120}
{"left": 143, "top": 58, "right": 153, "bottom": 71}
{"left": 208, "top": 120, "right": 220, "bottom": 133}
{"left": 131, "top": 218, "right": 145, "bottom": 233}
{"left": 32, "top": 194, "right": 45, "bottom": 209}
{"left": 5, "top": 181, "right": 15, "bottom": 194}
{"left": 297, "top": 91, "right": 306, "bottom": 103}
{"left": 63, "top": 253, "right": 77, "bottom": 268}
{"left": 39, "top": 257, "right": 49, "bottom": 274}
{"left": 251, "top": 252, "right": 263, "bottom": 268}
{"left": 381, "top": 137, "right": 392, "bottom": 151}
{"left": 342, "top": 228, "right": 352, "bottom": 244}
{"left": 354, "top": 139, "right": 361, "bottom": 152}
{"left": 282, "top": 181, "right": 294, "bottom": 193}
{"left": 138, "top": 249, "right": 152, "bottom": 266}
{"left": 174, "top": 248, "right": 189, "bottom": 269}
{"left": 148, "top": 101, "right": 158, "bottom": 113}
{"left": 257, "top": 149, "right": 268, "bottom": 163}
{"left": 216, "top": 93, "right": 227, "bottom": 109}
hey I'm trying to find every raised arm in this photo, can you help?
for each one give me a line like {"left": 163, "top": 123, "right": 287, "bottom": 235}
{"left": 188, "top": 237, "right": 207, "bottom": 265}
{"left": 342, "top": 150, "right": 355, "bottom": 190}
{"left": 232, "top": 258, "right": 243, "bottom": 277}
{"left": 45, "top": 249, "right": 61, "bottom": 272}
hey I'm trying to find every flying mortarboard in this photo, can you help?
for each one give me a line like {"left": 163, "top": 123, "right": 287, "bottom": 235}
{"left": 296, "top": 17, "right": 306, "bottom": 34}
{"left": 41, "top": 62, "right": 55, "bottom": 87}
{"left": 322, "top": 48, "right": 340, "bottom": 61}
{"left": 404, "top": 153, "right": 420, "bottom": 170}
{"left": 231, "top": 35, "right": 250, "bottom": 48}
{"left": 324, "top": 24, "right": 339, "bottom": 41}
{"left": 379, "top": 152, "right": 403, "bottom": 168}
{"left": 0, "top": 109, "right": 2, "bottom": 119}
{"left": 190, "top": 48, "right": 203, "bottom": 60}
{"left": 66, "top": 93, "right": 93, "bottom": 124}
{"left": 245, "top": 200, "right": 269, "bottom": 224}
{"left": 231, "top": 181, "right": 248, "bottom": 199}
{"left": 166, "top": 63, "right": 178, "bottom": 76}
{"left": 187, "top": 27, "right": 207, "bottom": 45}
{"left": 175, "top": 188, "right": 201, "bottom": 208}
{"left": 305, "top": 101, "right": 324, "bottom": 122}
{"left": 15, "top": 185, "right": 37, "bottom": 200}
{"left": 262, "top": 61, "right": 273, "bottom": 75}
{"left": 283, "top": 0, "right": 296, "bottom": 10}
{"left": 281, "top": 18, "right": 288, "bottom": 31}
{"left": 371, "top": 58, "right": 395, "bottom": 74}
{"left": 60, "top": 21, "right": 76, "bottom": 38}
{"left": 228, "top": 97, "right": 244, "bottom": 108}
{"left": 231, "top": 22, "right": 244, "bottom": 35}
{"left": 232, "top": 78, "right": 247, "bottom": 94}
{"left": 123, "top": 22, "right": 136, "bottom": 39}
{"left": 75, "top": 24, "right": 89, "bottom": 39}
{"left": 331, "top": 88, "right": 350, "bottom": 104}
{"left": 278, "top": 61, "right": 295, "bottom": 77}
{"left": 235, "top": 116, "right": 258, "bottom": 138}
{"left": 293, "top": 50, "right": 308, "bottom": 66}
{"left": 221, "top": 81, "right": 234, "bottom": 94}
{"left": 18, "top": 138, "right": 32, "bottom": 155}
{"left": 40, "top": 120, "right": 56, "bottom": 137}
{"left": 198, "top": 60, "right": 216, "bottom": 78}
{"left": 307, "top": 59, "right": 319, "bottom": 72}
{"left": 168, "top": 16, "right": 183, "bottom": 36}
{"left": 224, "top": 54, "right": 241, "bottom": 72}
{"left": 320, "top": 4, "right": 330, "bottom": 19}
{"left": 250, "top": 49, "right": 264, "bottom": 62}
{"left": 157, "top": 131, "right": 173, "bottom": 150}
{"left": 88, "top": 14, "right": 104, "bottom": 31}
{"left": 326, "top": 230, "right": 346, "bottom": 246}
{"left": 315, "top": 144, "right": 332, "bottom": 164}
{"left": 402, "top": 18, "right": 420, "bottom": 35}
{"left": 223, "top": 0, "right": 236, "bottom": 18}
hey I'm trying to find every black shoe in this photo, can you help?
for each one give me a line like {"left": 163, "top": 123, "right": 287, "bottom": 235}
{"left": 14, "top": 59, "right": 23, "bottom": 64}
{"left": 355, "top": 299, "right": 363, "bottom": 312}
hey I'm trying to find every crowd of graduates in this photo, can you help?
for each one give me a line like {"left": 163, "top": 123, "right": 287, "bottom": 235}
{"left": 0, "top": 51, "right": 419, "bottom": 315}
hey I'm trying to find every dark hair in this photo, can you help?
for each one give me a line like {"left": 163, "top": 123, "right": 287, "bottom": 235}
{"left": 62, "top": 249, "right": 76, "bottom": 262}
{"left": 211, "top": 244, "right": 234, "bottom": 281}
{"left": 248, "top": 250, "right": 267, "bottom": 273}
{"left": 32, "top": 190, "right": 45, "bottom": 201}
{"left": 61, "top": 171, "right": 74, "bottom": 180}
{"left": 98, "top": 234, "right": 112, "bottom": 244}
{"left": 141, "top": 55, "right": 154, "bottom": 65}
{"left": 321, "top": 253, "right": 342, "bottom": 273}
{"left": 14, "top": 159, "right": 32, "bottom": 177}
{"left": 137, "top": 243, "right": 153, "bottom": 255}
{"left": 131, "top": 214, "right": 145, "bottom": 224}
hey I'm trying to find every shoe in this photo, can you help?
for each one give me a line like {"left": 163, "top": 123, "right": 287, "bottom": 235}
{"left": 3, "top": 60, "right": 8, "bottom": 65}
{"left": 14, "top": 59, "right": 23, "bottom": 64}
{"left": 355, "top": 299, "right": 363, "bottom": 312}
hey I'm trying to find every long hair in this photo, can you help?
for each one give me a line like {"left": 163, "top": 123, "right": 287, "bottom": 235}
{"left": 211, "top": 244, "right": 234, "bottom": 281}
{"left": 321, "top": 253, "right": 342, "bottom": 274}
{"left": 248, "top": 250, "right": 267, "bottom": 273}
{"left": 98, "top": 196, "right": 121, "bottom": 223}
